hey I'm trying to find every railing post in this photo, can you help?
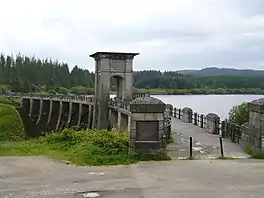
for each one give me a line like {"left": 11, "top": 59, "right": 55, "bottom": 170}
{"left": 173, "top": 108, "right": 176, "bottom": 117}
{"left": 189, "top": 137, "right": 193, "bottom": 157}
{"left": 219, "top": 137, "right": 224, "bottom": 157}
{"left": 221, "top": 121, "right": 226, "bottom": 138}
{"left": 200, "top": 114, "right": 204, "bottom": 128}
{"left": 194, "top": 113, "right": 197, "bottom": 125}
{"left": 178, "top": 109, "right": 181, "bottom": 119}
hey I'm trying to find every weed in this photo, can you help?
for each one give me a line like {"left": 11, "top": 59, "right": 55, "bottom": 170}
{"left": 216, "top": 156, "right": 235, "bottom": 160}
{"left": 244, "top": 143, "right": 264, "bottom": 159}
{"left": 184, "top": 156, "right": 196, "bottom": 160}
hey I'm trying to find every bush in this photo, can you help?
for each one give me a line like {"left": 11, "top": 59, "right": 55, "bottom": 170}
{"left": 228, "top": 102, "right": 249, "bottom": 125}
{"left": 0, "top": 128, "right": 170, "bottom": 165}
{"left": 0, "top": 103, "right": 24, "bottom": 141}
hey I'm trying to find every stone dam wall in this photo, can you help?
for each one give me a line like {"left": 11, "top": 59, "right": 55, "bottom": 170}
{"left": 22, "top": 98, "right": 94, "bottom": 134}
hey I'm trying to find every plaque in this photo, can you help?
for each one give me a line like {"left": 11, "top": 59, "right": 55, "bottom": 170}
{"left": 136, "top": 121, "right": 159, "bottom": 141}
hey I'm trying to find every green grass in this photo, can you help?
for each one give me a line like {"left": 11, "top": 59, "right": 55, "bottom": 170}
{"left": 0, "top": 128, "right": 170, "bottom": 166}
{"left": 169, "top": 132, "right": 174, "bottom": 143}
{"left": 243, "top": 144, "right": 264, "bottom": 159}
{"left": 216, "top": 156, "right": 235, "bottom": 160}
{"left": 0, "top": 97, "right": 20, "bottom": 108}
{"left": 0, "top": 103, "right": 25, "bottom": 141}
{"left": 183, "top": 156, "right": 196, "bottom": 160}
{"left": 244, "top": 144, "right": 264, "bottom": 159}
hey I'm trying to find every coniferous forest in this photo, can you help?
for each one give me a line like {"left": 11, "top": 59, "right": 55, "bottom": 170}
{"left": 1, "top": 53, "right": 264, "bottom": 95}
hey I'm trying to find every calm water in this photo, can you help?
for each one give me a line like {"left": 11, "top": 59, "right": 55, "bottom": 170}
{"left": 154, "top": 95, "right": 264, "bottom": 120}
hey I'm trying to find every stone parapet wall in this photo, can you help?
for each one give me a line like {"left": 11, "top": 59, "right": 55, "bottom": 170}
{"left": 239, "top": 122, "right": 261, "bottom": 153}
{"left": 240, "top": 98, "right": 264, "bottom": 153}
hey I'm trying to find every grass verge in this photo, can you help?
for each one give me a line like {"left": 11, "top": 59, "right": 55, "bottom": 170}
{"left": 183, "top": 156, "right": 196, "bottom": 160}
{"left": 169, "top": 131, "right": 174, "bottom": 143}
{"left": 216, "top": 156, "right": 235, "bottom": 160}
{"left": 0, "top": 128, "right": 170, "bottom": 166}
{"left": 244, "top": 144, "right": 264, "bottom": 159}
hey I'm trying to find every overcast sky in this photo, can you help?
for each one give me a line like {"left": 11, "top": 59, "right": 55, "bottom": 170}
{"left": 1, "top": 0, "right": 264, "bottom": 71}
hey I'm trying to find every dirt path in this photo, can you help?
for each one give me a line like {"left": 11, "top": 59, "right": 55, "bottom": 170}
{"left": 168, "top": 118, "right": 249, "bottom": 159}
{"left": 1, "top": 156, "right": 264, "bottom": 197}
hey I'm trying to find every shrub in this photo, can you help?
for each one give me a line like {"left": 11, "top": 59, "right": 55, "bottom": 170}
{"left": 0, "top": 128, "right": 170, "bottom": 165}
{"left": 228, "top": 102, "right": 249, "bottom": 125}
{"left": 0, "top": 103, "right": 24, "bottom": 141}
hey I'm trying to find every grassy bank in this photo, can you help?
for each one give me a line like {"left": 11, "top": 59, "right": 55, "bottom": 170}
{"left": 136, "top": 88, "right": 264, "bottom": 95}
{"left": 0, "top": 97, "right": 20, "bottom": 107}
{"left": 0, "top": 128, "right": 170, "bottom": 166}
{"left": 0, "top": 97, "right": 24, "bottom": 141}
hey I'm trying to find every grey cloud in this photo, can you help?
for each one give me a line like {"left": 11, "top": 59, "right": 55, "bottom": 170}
{"left": 2, "top": 0, "right": 264, "bottom": 71}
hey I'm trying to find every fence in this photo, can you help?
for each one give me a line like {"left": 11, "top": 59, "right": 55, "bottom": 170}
{"left": 172, "top": 107, "right": 241, "bottom": 144}
{"left": 173, "top": 108, "right": 207, "bottom": 128}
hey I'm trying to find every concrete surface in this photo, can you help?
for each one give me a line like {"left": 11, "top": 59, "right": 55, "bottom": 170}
{"left": 1, "top": 157, "right": 264, "bottom": 197}
{"left": 168, "top": 118, "right": 249, "bottom": 159}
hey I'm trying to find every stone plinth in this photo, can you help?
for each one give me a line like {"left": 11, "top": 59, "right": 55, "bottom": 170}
{"left": 182, "top": 107, "right": 193, "bottom": 123}
{"left": 205, "top": 113, "right": 220, "bottom": 134}
{"left": 244, "top": 98, "right": 264, "bottom": 152}
{"left": 249, "top": 99, "right": 264, "bottom": 130}
{"left": 129, "top": 97, "right": 166, "bottom": 152}
{"left": 240, "top": 122, "right": 261, "bottom": 153}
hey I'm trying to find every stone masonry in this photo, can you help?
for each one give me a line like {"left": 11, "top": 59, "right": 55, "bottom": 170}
{"left": 205, "top": 113, "right": 220, "bottom": 134}
{"left": 129, "top": 96, "right": 166, "bottom": 152}
{"left": 90, "top": 52, "right": 139, "bottom": 129}
{"left": 182, "top": 107, "right": 193, "bottom": 123}
{"left": 240, "top": 98, "right": 264, "bottom": 153}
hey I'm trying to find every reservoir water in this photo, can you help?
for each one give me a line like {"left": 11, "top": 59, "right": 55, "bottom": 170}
{"left": 154, "top": 95, "right": 264, "bottom": 120}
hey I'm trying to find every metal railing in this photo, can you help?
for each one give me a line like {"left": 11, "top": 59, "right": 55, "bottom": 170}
{"left": 172, "top": 107, "right": 242, "bottom": 144}
{"left": 1, "top": 93, "right": 94, "bottom": 103}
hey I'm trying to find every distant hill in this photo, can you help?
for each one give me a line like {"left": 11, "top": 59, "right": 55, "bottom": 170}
{"left": 177, "top": 67, "right": 264, "bottom": 77}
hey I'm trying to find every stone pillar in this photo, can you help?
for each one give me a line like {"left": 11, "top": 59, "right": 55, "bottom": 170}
{"left": 247, "top": 99, "right": 264, "bottom": 152}
{"left": 90, "top": 52, "right": 139, "bottom": 129}
{"left": 166, "top": 104, "right": 173, "bottom": 116}
{"left": 234, "top": 98, "right": 264, "bottom": 153}
{"left": 77, "top": 103, "right": 82, "bottom": 126}
{"left": 66, "top": 102, "right": 72, "bottom": 127}
{"left": 182, "top": 107, "right": 193, "bottom": 123}
{"left": 205, "top": 113, "right": 220, "bottom": 134}
{"left": 56, "top": 101, "right": 63, "bottom": 129}
{"left": 117, "top": 111, "right": 122, "bottom": 131}
{"left": 47, "top": 100, "right": 53, "bottom": 124}
{"left": 29, "top": 98, "right": 33, "bottom": 117}
{"left": 129, "top": 96, "right": 166, "bottom": 152}
{"left": 127, "top": 114, "right": 131, "bottom": 132}
{"left": 36, "top": 99, "right": 43, "bottom": 124}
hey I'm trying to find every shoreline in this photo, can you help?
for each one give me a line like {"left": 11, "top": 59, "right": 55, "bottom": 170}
{"left": 29, "top": 88, "right": 264, "bottom": 96}
{"left": 136, "top": 88, "right": 264, "bottom": 96}
{"left": 149, "top": 93, "right": 264, "bottom": 96}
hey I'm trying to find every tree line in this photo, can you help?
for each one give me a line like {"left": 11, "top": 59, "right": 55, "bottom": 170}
{"left": 1, "top": 53, "right": 264, "bottom": 95}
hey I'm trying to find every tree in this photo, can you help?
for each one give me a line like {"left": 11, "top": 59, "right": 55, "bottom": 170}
{"left": 228, "top": 102, "right": 249, "bottom": 125}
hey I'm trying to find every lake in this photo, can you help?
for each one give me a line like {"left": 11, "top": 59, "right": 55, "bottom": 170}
{"left": 154, "top": 95, "right": 264, "bottom": 120}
